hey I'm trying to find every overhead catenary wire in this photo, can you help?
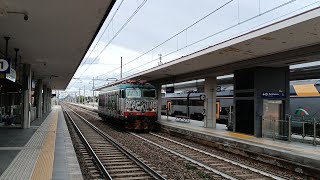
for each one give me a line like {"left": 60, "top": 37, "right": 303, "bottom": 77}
{"left": 80, "top": 0, "right": 148, "bottom": 79}
{"left": 79, "top": 0, "right": 124, "bottom": 73}
{"left": 121, "top": 0, "right": 301, "bottom": 77}
{"left": 68, "top": 0, "right": 146, "bottom": 90}
{"left": 67, "top": 0, "right": 125, "bottom": 89}
{"left": 96, "top": 0, "right": 234, "bottom": 78}
{"left": 97, "top": 0, "right": 312, "bottom": 81}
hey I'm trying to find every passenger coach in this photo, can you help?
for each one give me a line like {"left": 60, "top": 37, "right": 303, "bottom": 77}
{"left": 98, "top": 80, "right": 158, "bottom": 130}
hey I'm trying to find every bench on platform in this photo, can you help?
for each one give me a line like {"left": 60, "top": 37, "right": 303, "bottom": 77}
{"left": 175, "top": 115, "right": 190, "bottom": 123}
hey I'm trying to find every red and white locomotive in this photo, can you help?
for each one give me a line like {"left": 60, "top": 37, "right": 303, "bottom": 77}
{"left": 98, "top": 80, "right": 158, "bottom": 130}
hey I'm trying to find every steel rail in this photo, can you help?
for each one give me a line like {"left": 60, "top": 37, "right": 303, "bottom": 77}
{"left": 149, "top": 132, "right": 288, "bottom": 180}
{"left": 131, "top": 132, "right": 288, "bottom": 180}
{"left": 130, "top": 132, "right": 236, "bottom": 180}
{"left": 65, "top": 104, "right": 166, "bottom": 180}
{"left": 62, "top": 105, "right": 112, "bottom": 180}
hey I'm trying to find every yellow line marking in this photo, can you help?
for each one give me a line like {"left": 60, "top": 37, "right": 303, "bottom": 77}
{"left": 31, "top": 111, "right": 58, "bottom": 180}
{"left": 227, "top": 132, "right": 254, "bottom": 139}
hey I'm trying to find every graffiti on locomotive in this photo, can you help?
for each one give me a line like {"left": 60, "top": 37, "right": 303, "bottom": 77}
{"left": 126, "top": 99, "right": 157, "bottom": 111}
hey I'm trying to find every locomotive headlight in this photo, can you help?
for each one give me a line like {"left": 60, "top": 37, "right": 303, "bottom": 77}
{"left": 151, "top": 108, "right": 155, "bottom": 112}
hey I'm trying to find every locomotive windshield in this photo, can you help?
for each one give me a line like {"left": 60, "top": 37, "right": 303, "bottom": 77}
{"left": 126, "top": 88, "right": 141, "bottom": 98}
{"left": 143, "top": 89, "right": 156, "bottom": 98}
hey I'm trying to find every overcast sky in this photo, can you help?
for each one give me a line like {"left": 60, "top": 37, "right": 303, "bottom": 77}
{"left": 65, "top": 0, "right": 320, "bottom": 96}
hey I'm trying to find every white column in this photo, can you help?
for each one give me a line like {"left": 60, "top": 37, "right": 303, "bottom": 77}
{"left": 22, "top": 64, "right": 31, "bottom": 129}
{"left": 49, "top": 88, "right": 52, "bottom": 111}
{"left": 43, "top": 86, "right": 47, "bottom": 113}
{"left": 155, "top": 84, "right": 162, "bottom": 121}
{"left": 36, "top": 79, "right": 43, "bottom": 119}
{"left": 204, "top": 77, "right": 217, "bottom": 128}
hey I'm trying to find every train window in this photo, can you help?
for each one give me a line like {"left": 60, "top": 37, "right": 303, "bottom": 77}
{"left": 120, "top": 90, "right": 125, "bottom": 98}
{"left": 220, "top": 107, "right": 228, "bottom": 115}
{"left": 191, "top": 100, "right": 204, "bottom": 106}
{"left": 143, "top": 89, "right": 156, "bottom": 98}
{"left": 126, "top": 88, "right": 141, "bottom": 98}
{"left": 181, "top": 100, "right": 187, "bottom": 105}
{"left": 172, "top": 100, "right": 177, "bottom": 105}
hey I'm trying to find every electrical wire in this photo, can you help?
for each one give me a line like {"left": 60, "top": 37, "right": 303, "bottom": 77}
{"left": 120, "top": 0, "right": 303, "bottom": 77}
{"left": 98, "top": 0, "right": 315, "bottom": 81}
{"left": 79, "top": 0, "right": 124, "bottom": 72}
{"left": 97, "top": 0, "right": 234, "bottom": 78}
{"left": 67, "top": 0, "right": 144, "bottom": 89}
{"left": 67, "top": 0, "right": 125, "bottom": 89}
{"left": 79, "top": 0, "right": 148, "bottom": 78}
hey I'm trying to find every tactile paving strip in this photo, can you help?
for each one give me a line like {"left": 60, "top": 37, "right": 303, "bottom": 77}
{"left": 0, "top": 111, "right": 56, "bottom": 180}
{"left": 31, "top": 112, "right": 57, "bottom": 180}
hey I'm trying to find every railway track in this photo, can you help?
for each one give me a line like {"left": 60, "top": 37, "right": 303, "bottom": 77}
{"left": 66, "top": 103, "right": 302, "bottom": 179}
{"left": 69, "top": 104, "right": 98, "bottom": 116}
{"left": 131, "top": 132, "right": 288, "bottom": 180}
{"left": 62, "top": 105, "right": 166, "bottom": 180}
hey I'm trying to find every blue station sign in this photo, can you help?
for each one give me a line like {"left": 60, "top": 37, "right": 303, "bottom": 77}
{"left": 0, "top": 58, "right": 10, "bottom": 74}
{"left": 166, "top": 86, "right": 174, "bottom": 93}
{"left": 261, "top": 92, "right": 285, "bottom": 99}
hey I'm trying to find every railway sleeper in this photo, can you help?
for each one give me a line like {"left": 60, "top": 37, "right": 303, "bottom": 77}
{"left": 110, "top": 171, "right": 150, "bottom": 178}
{"left": 113, "top": 176, "right": 154, "bottom": 180}
{"left": 107, "top": 165, "right": 140, "bottom": 169}
{"left": 99, "top": 156, "right": 128, "bottom": 160}
{"left": 98, "top": 154, "right": 124, "bottom": 158}
{"left": 89, "top": 169, "right": 99, "bottom": 173}
{"left": 107, "top": 168, "right": 142, "bottom": 173}
{"left": 103, "top": 158, "right": 131, "bottom": 162}
{"left": 105, "top": 162, "right": 135, "bottom": 166}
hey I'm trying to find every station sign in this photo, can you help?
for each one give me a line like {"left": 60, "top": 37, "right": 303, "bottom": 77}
{"left": 0, "top": 58, "right": 10, "bottom": 73}
{"left": 261, "top": 92, "right": 285, "bottom": 99}
{"left": 6, "top": 68, "right": 16, "bottom": 82}
{"left": 166, "top": 86, "right": 174, "bottom": 93}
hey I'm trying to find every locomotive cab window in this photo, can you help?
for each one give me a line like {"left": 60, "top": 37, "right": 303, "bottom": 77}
{"left": 126, "top": 88, "right": 141, "bottom": 98}
{"left": 143, "top": 89, "right": 156, "bottom": 98}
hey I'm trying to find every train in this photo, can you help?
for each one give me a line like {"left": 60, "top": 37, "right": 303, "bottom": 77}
{"left": 161, "top": 81, "right": 320, "bottom": 127}
{"left": 98, "top": 80, "right": 158, "bottom": 130}
{"left": 161, "top": 91, "right": 232, "bottom": 125}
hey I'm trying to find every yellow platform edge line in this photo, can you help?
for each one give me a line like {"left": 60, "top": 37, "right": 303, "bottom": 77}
{"left": 228, "top": 132, "right": 254, "bottom": 139}
{"left": 31, "top": 111, "right": 58, "bottom": 180}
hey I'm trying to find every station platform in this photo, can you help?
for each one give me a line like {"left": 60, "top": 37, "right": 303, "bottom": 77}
{"left": 72, "top": 102, "right": 320, "bottom": 177}
{"left": 158, "top": 116, "right": 320, "bottom": 177}
{"left": 0, "top": 105, "right": 83, "bottom": 180}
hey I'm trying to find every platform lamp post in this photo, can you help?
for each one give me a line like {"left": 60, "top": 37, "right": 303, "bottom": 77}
{"left": 78, "top": 88, "right": 81, "bottom": 104}
{"left": 120, "top": 57, "right": 123, "bottom": 80}
{"left": 83, "top": 85, "right": 86, "bottom": 104}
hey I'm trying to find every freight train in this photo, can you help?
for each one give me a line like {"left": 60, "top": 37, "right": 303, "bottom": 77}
{"left": 161, "top": 82, "right": 320, "bottom": 126}
{"left": 98, "top": 80, "right": 157, "bottom": 130}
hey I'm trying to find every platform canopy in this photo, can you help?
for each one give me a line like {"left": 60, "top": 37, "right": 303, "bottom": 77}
{"left": 96, "top": 7, "right": 320, "bottom": 90}
{"left": 0, "top": 0, "right": 115, "bottom": 89}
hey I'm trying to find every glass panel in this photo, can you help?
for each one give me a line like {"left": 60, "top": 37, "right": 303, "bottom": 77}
{"left": 143, "top": 89, "right": 156, "bottom": 98}
{"left": 262, "top": 100, "right": 284, "bottom": 139}
{"left": 126, "top": 89, "right": 141, "bottom": 98}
